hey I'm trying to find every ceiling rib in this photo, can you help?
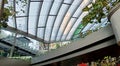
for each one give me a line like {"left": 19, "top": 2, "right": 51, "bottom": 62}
{"left": 65, "top": 1, "right": 91, "bottom": 40}
{"left": 30, "top": 1, "right": 43, "bottom": 2}
{"left": 49, "top": 15, "right": 57, "bottom": 16}
{"left": 52, "top": 3, "right": 71, "bottom": 42}
{"left": 72, "top": 17, "right": 78, "bottom": 19}
{"left": 13, "top": 0, "right": 17, "bottom": 29}
{"left": 5, "top": 0, "right": 97, "bottom": 43}
{"left": 54, "top": 1, "right": 74, "bottom": 42}
{"left": 4, "top": 26, "right": 48, "bottom": 43}
{"left": 70, "top": 7, "right": 92, "bottom": 39}
{"left": 64, "top": 17, "right": 79, "bottom": 40}
{"left": 67, "top": 12, "right": 89, "bottom": 39}
{"left": 16, "top": 16, "right": 28, "bottom": 18}
{"left": 63, "top": 3, "right": 71, "bottom": 5}
{"left": 26, "top": 0, "right": 30, "bottom": 34}
{"left": 59, "top": 0, "right": 83, "bottom": 41}
{"left": 35, "top": 1, "right": 43, "bottom": 37}
{"left": 43, "top": 0, "right": 54, "bottom": 43}
{"left": 38, "top": 26, "right": 45, "bottom": 28}
{"left": 49, "top": 0, "right": 64, "bottom": 43}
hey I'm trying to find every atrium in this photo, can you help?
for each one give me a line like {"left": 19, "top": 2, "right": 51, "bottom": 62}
{"left": 0, "top": 0, "right": 120, "bottom": 66}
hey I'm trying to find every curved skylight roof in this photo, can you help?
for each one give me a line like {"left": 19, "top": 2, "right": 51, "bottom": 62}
{"left": 4, "top": 0, "right": 109, "bottom": 44}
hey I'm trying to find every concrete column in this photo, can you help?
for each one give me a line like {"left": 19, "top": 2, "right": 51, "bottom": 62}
{"left": 108, "top": 3, "right": 120, "bottom": 46}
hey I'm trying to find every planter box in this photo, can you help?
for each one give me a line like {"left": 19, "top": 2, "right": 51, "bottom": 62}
{"left": 108, "top": 3, "right": 120, "bottom": 46}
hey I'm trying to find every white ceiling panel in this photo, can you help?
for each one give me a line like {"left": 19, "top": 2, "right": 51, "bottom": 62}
{"left": 6, "top": 0, "right": 110, "bottom": 44}
{"left": 28, "top": 2, "right": 41, "bottom": 35}
{"left": 51, "top": 4, "right": 69, "bottom": 42}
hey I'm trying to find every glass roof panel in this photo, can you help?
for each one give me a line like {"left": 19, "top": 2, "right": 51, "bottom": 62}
{"left": 37, "top": 28, "right": 44, "bottom": 39}
{"left": 66, "top": 12, "right": 88, "bottom": 40}
{"left": 28, "top": 2, "right": 41, "bottom": 35}
{"left": 3, "top": 0, "right": 116, "bottom": 55}
{"left": 56, "top": 0, "right": 82, "bottom": 41}
{"left": 50, "top": 0, "right": 62, "bottom": 15}
{"left": 44, "top": 16, "right": 55, "bottom": 42}
{"left": 38, "top": 0, "right": 53, "bottom": 27}
{"left": 15, "top": 0, "right": 28, "bottom": 16}
{"left": 73, "top": 24, "right": 84, "bottom": 35}
{"left": 31, "top": 0, "right": 43, "bottom": 1}
{"left": 16, "top": 17, "right": 27, "bottom": 32}
{"left": 74, "top": 29, "right": 82, "bottom": 35}
{"left": 6, "top": 0, "right": 112, "bottom": 43}
{"left": 67, "top": 0, "right": 83, "bottom": 14}
{"left": 61, "top": 18, "right": 76, "bottom": 41}
{"left": 78, "top": 24, "right": 84, "bottom": 29}
{"left": 8, "top": 17, "right": 15, "bottom": 27}
{"left": 51, "top": 4, "right": 69, "bottom": 42}
{"left": 81, "top": 23, "right": 94, "bottom": 33}
{"left": 73, "top": 0, "right": 90, "bottom": 17}
{"left": 64, "top": 0, "right": 73, "bottom": 4}
{"left": 2, "top": 0, "right": 118, "bottom": 56}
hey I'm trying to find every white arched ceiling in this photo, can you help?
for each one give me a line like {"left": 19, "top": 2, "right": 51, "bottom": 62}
{"left": 6, "top": 0, "right": 99, "bottom": 43}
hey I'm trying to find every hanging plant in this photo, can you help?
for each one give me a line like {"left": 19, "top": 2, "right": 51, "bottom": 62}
{"left": 73, "top": 0, "right": 120, "bottom": 39}
{"left": 0, "top": 0, "right": 12, "bottom": 28}
{"left": 0, "top": 0, "right": 28, "bottom": 28}
{"left": 0, "top": 8, "right": 12, "bottom": 28}
{"left": 1, "top": 8, "right": 12, "bottom": 21}
{"left": 82, "top": 0, "right": 120, "bottom": 26}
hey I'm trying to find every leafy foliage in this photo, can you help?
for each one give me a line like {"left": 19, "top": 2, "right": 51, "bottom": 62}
{"left": 1, "top": 8, "right": 12, "bottom": 21}
{"left": 0, "top": 0, "right": 11, "bottom": 28}
{"left": 82, "top": 0, "right": 120, "bottom": 26}
{"left": 73, "top": 0, "right": 120, "bottom": 39}
{"left": 0, "top": 0, "right": 28, "bottom": 28}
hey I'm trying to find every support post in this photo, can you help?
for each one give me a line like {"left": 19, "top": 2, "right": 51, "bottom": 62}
{"left": 108, "top": 3, "right": 120, "bottom": 46}
{"left": 9, "top": 33, "right": 17, "bottom": 57}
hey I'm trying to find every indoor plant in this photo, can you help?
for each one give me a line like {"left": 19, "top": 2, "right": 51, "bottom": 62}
{"left": 0, "top": 0, "right": 27, "bottom": 28}
{"left": 0, "top": 0, "right": 12, "bottom": 28}
{"left": 80, "top": 0, "right": 120, "bottom": 45}
{"left": 82, "top": 0, "right": 120, "bottom": 26}
{"left": 75, "top": 0, "right": 120, "bottom": 38}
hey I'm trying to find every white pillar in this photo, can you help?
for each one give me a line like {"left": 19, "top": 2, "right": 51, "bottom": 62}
{"left": 108, "top": 3, "right": 120, "bottom": 46}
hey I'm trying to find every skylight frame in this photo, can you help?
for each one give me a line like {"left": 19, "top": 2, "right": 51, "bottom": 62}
{"left": 56, "top": 0, "right": 83, "bottom": 41}
{"left": 50, "top": 4, "right": 70, "bottom": 42}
